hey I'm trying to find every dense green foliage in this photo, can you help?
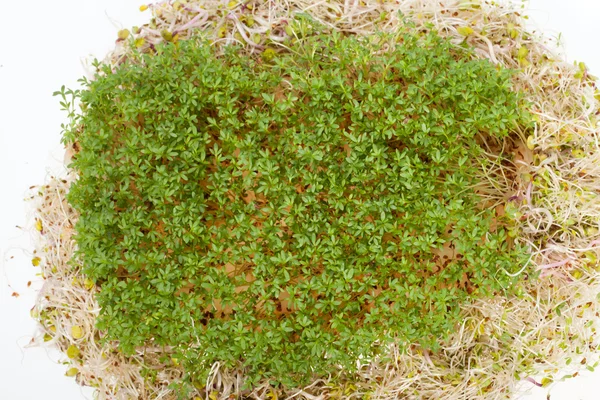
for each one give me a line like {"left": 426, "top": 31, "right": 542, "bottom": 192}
{"left": 58, "top": 25, "right": 532, "bottom": 388}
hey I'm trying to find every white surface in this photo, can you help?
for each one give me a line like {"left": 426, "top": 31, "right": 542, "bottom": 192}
{"left": 0, "top": 2, "right": 145, "bottom": 399}
{"left": 0, "top": 1, "right": 598, "bottom": 399}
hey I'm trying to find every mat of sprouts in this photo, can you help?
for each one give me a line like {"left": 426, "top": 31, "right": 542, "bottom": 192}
{"left": 27, "top": 0, "right": 600, "bottom": 399}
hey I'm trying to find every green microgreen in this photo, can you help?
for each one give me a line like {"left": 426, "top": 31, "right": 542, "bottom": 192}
{"left": 57, "top": 24, "right": 532, "bottom": 389}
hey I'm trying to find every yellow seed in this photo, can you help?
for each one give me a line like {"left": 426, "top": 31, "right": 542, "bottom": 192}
{"left": 139, "top": 4, "right": 148, "bottom": 12}
{"left": 526, "top": 135, "right": 535, "bottom": 150}
{"left": 118, "top": 29, "right": 130, "bottom": 40}
{"left": 228, "top": 1, "right": 237, "bottom": 8}
{"left": 572, "top": 149, "right": 585, "bottom": 158}
{"left": 35, "top": 219, "right": 43, "bottom": 232}
{"left": 32, "top": 257, "right": 41, "bottom": 267}
{"left": 67, "top": 344, "right": 80, "bottom": 359}
{"left": 65, "top": 367, "right": 79, "bottom": 377}
{"left": 71, "top": 325, "right": 84, "bottom": 340}
{"left": 43, "top": 333, "right": 52, "bottom": 342}
{"left": 457, "top": 26, "right": 474, "bottom": 36}
{"left": 135, "top": 38, "right": 145, "bottom": 48}
{"left": 161, "top": 30, "right": 173, "bottom": 41}
{"left": 262, "top": 48, "right": 276, "bottom": 62}
{"left": 209, "top": 391, "right": 218, "bottom": 400}
{"left": 507, "top": 23, "right": 518, "bottom": 39}
{"left": 344, "top": 384, "right": 356, "bottom": 394}
{"left": 84, "top": 278, "right": 95, "bottom": 290}
{"left": 518, "top": 46, "right": 529, "bottom": 59}
{"left": 459, "top": 0, "right": 481, "bottom": 9}
{"left": 541, "top": 377, "right": 553, "bottom": 387}
{"left": 193, "top": 381, "right": 204, "bottom": 390}
{"left": 267, "top": 390, "right": 278, "bottom": 400}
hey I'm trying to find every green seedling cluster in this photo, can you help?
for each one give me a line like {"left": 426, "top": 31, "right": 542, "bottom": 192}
{"left": 56, "top": 25, "right": 532, "bottom": 389}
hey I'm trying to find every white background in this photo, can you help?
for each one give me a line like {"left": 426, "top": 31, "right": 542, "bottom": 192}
{"left": 0, "top": 1, "right": 598, "bottom": 399}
